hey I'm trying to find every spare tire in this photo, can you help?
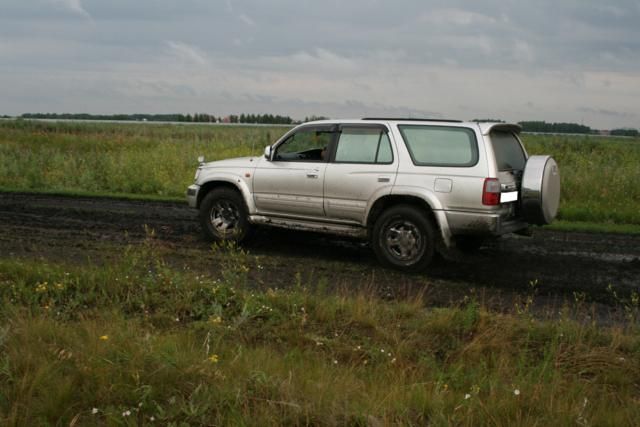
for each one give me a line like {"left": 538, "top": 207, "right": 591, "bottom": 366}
{"left": 521, "top": 155, "right": 560, "bottom": 225}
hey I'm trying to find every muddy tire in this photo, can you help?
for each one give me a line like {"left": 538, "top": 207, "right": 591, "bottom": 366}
{"left": 199, "top": 188, "right": 251, "bottom": 242}
{"left": 372, "top": 205, "right": 435, "bottom": 272}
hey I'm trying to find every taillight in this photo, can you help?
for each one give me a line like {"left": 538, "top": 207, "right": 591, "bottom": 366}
{"left": 482, "top": 178, "right": 501, "bottom": 205}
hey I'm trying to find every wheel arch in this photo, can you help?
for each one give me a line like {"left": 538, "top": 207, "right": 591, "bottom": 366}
{"left": 366, "top": 192, "right": 453, "bottom": 248}
{"left": 197, "top": 177, "right": 254, "bottom": 213}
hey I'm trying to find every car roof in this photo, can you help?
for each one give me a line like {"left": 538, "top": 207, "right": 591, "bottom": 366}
{"left": 301, "top": 118, "right": 521, "bottom": 134}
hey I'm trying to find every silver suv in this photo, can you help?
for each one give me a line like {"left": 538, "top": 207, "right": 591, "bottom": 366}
{"left": 187, "top": 119, "right": 560, "bottom": 271}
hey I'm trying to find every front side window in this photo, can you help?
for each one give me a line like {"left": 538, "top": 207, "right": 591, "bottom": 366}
{"left": 274, "top": 127, "right": 334, "bottom": 162}
{"left": 334, "top": 127, "right": 393, "bottom": 164}
{"left": 398, "top": 125, "right": 478, "bottom": 167}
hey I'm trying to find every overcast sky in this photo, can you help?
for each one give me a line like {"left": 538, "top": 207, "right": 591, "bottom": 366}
{"left": 1, "top": 0, "right": 639, "bottom": 128}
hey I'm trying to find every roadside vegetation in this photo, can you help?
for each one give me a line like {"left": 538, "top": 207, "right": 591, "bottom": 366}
{"left": 1, "top": 119, "right": 638, "bottom": 228}
{"left": 1, "top": 239, "right": 638, "bottom": 426}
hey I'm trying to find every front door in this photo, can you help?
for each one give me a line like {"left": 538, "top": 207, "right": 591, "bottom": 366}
{"left": 253, "top": 125, "right": 335, "bottom": 218}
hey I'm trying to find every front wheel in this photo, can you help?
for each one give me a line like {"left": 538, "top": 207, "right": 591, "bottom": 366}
{"left": 371, "top": 205, "right": 436, "bottom": 272}
{"left": 199, "top": 188, "right": 251, "bottom": 242}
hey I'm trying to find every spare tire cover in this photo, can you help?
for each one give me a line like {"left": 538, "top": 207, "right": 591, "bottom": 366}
{"left": 521, "top": 155, "right": 560, "bottom": 225}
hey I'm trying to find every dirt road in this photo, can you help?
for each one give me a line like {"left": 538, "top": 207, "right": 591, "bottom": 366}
{"left": 1, "top": 192, "right": 638, "bottom": 309}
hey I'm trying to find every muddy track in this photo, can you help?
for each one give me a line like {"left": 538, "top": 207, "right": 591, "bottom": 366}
{"left": 1, "top": 192, "right": 639, "bottom": 308}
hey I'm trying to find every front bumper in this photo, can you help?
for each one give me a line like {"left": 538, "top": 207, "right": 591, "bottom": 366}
{"left": 186, "top": 184, "right": 200, "bottom": 208}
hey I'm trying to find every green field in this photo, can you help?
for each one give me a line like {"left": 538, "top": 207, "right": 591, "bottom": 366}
{"left": 1, "top": 242, "right": 638, "bottom": 425}
{"left": 2, "top": 120, "right": 640, "bottom": 425}
{"left": 1, "top": 119, "right": 639, "bottom": 226}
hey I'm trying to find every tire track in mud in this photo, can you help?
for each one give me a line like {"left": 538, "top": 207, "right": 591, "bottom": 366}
{"left": 1, "top": 192, "right": 638, "bottom": 305}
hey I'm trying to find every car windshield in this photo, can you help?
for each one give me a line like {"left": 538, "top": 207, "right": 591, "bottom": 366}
{"left": 490, "top": 131, "right": 526, "bottom": 171}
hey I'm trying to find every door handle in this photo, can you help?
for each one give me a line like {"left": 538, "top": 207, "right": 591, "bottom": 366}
{"left": 378, "top": 176, "right": 391, "bottom": 183}
{"left": 306, "top": 169, "right": 319, "bottom": 179}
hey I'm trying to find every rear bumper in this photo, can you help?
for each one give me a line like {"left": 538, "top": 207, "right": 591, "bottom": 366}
{"left": 445, "top": 210, "right": 528, "bottom": 236}
{"left": 186, "top": 184, "right": 199, "bottom": 208}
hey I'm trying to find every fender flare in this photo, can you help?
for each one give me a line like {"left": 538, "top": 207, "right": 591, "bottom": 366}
{"left": 365, "top": 186, "right": 453, "bottom": 247}
{"left": 197, "top": 172, "right": 256, "bottom": 213}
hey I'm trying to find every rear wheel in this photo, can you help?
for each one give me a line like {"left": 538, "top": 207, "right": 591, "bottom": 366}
{"left": 372, "top": 205, "right": 435, "bottom": 272}
{"left": 199, "top": 188, "right": 251, "bottom": 242}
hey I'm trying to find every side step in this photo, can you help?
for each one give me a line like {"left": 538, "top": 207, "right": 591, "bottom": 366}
{"left": 249, "top": 215, "right": 367, "bottom": 239}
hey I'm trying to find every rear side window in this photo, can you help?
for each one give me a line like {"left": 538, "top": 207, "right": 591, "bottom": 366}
{"left": 490, "top": 131, "right": 526, "bottom": 171}
{"left": 398, "top": 125, "right": 478, "bottom": 167}
{"left": 334, "top": 128, "right": 393, "bottom": 164}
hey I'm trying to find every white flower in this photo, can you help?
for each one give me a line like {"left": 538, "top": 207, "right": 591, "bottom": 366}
{"left": 465, "top": 394, "right": 471, "bottom": 400}
{"left": 150, "top": 416, "right": 155, "bottom": 422}
{"left": 91, "top": 408, "right": 99, "bottom": 414}
{"left": 122, "top": 410, "right": 131, "bottom": 417}
{"left": 514, "top": 389, "right": 520, "bottom": 396}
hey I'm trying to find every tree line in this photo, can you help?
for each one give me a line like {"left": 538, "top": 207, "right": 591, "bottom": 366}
{"left": 19, "top": 113, "right": 294, "bottom": 125}
{"left": 11, "top": 114, "right": 640, "bottom": 135}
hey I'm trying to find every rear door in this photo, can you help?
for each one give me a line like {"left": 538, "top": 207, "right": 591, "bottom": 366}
{"left": 489, "top": 130, "right": 527, "bottom": 197}
{"left": 324, "top": 124, "right": 397, "bottom": 222}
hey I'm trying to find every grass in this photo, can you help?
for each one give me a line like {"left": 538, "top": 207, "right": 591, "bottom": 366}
{"left": 522, "top": 134, "right": 640, "bottom": 226}
{"left": 0, "top": 120, "right": 287, "bottom": 198}
{"left": 0, "top": 240, "right": 639, "bottom": 426}
{"left": 1, "top": 120, "right": 639, "bottom": 227}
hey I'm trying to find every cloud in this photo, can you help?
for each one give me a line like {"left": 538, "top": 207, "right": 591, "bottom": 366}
{"left": 165, "top": 41, "right": 208, "bottom": 65}
{"left": 419, "top": 8, "right": 496, "bottom": 26}
{"left": 49, "top": 0, "right": 91, "bottom": 19}
{"left": 577, "top": 107, "right": 635, "bottom": 119}
{"left": 239, "top": 13, "right": 256, "bottom": 27}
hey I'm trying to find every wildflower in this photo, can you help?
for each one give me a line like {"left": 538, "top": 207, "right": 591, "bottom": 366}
{"left": 150, "top": 416, "right": 155, "bottom": 422}
{"left": 209, "top": 316, "right": 222, "bottom": 324}
{"left": 122, "top": 410, "right": 131, "bottom": 417}
{"left": 99, "top": 335, "right": 109, "bottom": 341}
{"left": 514, "top": 389, "right": 521, "bottom": 396}
{"left": 55, "top": 283, "right": 64, "bottom": 290}
{"left": 391, "top": 358, "right": 397, "bottom": 364}
{"left": 208, "top": 354, "right": 219, "bottom": 363}
{"left": 333, "top": 359, "right": 338, "bottom": 365}
{"left": 465, "top": 394, "right": 471, "bottom": 400}
{"left": 91, "top": 408, "right": 99, "bottom": 415}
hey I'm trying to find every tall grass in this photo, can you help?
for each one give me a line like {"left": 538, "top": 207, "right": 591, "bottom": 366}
{"left": 0, "top": 120, "right": 288, "bottom": 197}
{"left": 523, "top": 134, "right": 640, "bottom": 225}
{"left": 1, "top": 120, "right": 639, "bottom": 224}
{"left": 0, "top": 240, "right": 638, "bottom": 425}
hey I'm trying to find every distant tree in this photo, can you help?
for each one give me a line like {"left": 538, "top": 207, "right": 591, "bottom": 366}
{"left": 610, "top": 128, "right": 639, "bottom": 137}
{"left": 304, "top": 115, "right": 329, "bottom": 122}
{"left": 518, "top": 121, "right": 591, "bottom": 134}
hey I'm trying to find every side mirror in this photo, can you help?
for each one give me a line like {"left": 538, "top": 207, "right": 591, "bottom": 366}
{"left": 264, "top": 145, "right": 272, "bottom": 160}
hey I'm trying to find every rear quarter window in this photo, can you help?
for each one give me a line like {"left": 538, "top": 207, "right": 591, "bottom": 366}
{"left": 398, "top": 125, "right": 478, "bottom": 167}
{"left": 490, "top": 131, "right": 526, "bottom": 171}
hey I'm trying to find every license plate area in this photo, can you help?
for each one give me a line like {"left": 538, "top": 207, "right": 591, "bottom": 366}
{"left": 500, "top": 191, "right": 518, "bottom": 203}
